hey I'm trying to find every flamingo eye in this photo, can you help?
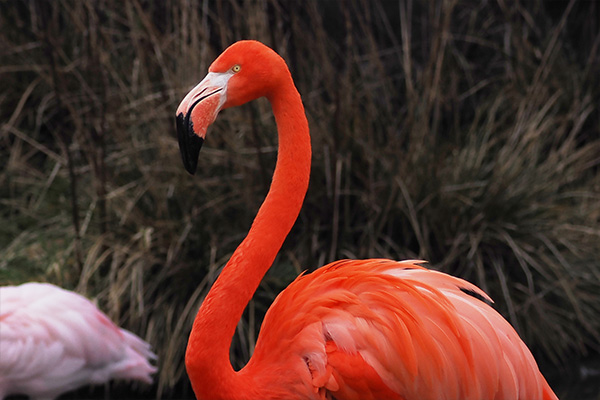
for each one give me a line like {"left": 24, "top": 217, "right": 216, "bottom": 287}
{"left": 232, "top": 64, "right": 241, "bottom": 73}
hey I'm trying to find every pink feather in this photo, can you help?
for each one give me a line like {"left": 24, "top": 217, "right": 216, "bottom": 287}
{"left": 0, "top": 282, "right": 156, "bottom": 400}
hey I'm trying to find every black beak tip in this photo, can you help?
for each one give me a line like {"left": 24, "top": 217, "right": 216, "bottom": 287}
{"left": 176, "top": 113, "right": 204, "bottom": 175}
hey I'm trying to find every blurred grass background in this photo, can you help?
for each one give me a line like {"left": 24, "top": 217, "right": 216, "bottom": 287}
{"left": 1, "top": 0, "right": 599, "bottom": 398}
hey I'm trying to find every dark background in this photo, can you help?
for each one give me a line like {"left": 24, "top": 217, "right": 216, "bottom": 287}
{"left": 1, "top": 0, "right": 599, "bottom": 398}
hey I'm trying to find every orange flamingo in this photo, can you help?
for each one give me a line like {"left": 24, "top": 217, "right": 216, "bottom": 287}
{"left": 176, "top": 40, "right": 558, "bottom": 400}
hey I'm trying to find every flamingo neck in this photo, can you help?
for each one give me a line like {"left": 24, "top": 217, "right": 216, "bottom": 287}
{"left": 186, "top": 75, "right": 311, "bottom": 399}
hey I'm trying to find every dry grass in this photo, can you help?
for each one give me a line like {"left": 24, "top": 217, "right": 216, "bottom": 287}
{"left": 1, "top": 0, "right": 599, "bottom": 397}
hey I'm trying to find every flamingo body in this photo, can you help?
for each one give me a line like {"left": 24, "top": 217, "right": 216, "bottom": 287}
{"left": 246, "top": 259, "right": 556, "bottom": 399}
{"left": 0, "top": 282, "right": 156, "bottom": 400}
{"left": 176, "top": 40, "right": 558, "bottom": 400}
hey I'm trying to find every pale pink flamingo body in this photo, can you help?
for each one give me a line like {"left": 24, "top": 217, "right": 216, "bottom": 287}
{"left": 0, "top": 282, "right": 156, "bottom": 400}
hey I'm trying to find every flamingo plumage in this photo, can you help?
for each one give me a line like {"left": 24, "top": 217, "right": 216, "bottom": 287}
{"left": 175, "top": 40, "right": 558, "bottom": 400}
{"left": 0, "top": 282, "right": 156, "bottom": 400}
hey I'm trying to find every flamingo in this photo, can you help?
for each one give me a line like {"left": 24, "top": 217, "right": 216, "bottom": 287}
{"left": 175, "top": 40, "right": 558, "bottom": 400}
{"left": 0, "top": 282, "right": 156, "bottom": 400}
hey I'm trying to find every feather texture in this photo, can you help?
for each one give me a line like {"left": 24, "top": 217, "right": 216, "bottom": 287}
{"left": 244, "top": 259, "right": 557, "bottom": 400}
{"left": 0, "top": 282, "right": 156, "bottom": 400}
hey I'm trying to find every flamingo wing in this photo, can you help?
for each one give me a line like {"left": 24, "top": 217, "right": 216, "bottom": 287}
{"left": 244, "top": 259, "right": 555, "bottom": 400}
{"left": 0, "top": 283, "right": 156, "bottom": 400}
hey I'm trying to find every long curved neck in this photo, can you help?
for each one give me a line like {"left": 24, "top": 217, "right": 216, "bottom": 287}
{"left": 186, "top": 73, "right": 311, "bottom": 399}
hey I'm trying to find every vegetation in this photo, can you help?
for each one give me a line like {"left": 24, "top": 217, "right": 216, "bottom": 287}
{"left": 1, "top": 0, "right": 598, "bottom": 398}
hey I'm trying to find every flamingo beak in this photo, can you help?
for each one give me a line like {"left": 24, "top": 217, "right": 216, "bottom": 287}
{"left": 176, "top": 72, "right": 230, "bottom": 175}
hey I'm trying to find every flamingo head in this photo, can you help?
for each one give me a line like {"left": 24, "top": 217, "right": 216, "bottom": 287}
{"left": 176, "top": 40, "right": 288, "bottom": 174}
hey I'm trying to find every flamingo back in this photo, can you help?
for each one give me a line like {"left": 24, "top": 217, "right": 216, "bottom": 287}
{"left": 243, "top": 259, "right": 557, "bottom": 400}
{"left": 0, "top": 282, "right": 156, "bottom": 400}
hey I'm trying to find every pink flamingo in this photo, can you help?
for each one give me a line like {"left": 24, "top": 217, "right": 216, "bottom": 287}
{"left": 0, "top": 282, "right": 156, "bottom": 400}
